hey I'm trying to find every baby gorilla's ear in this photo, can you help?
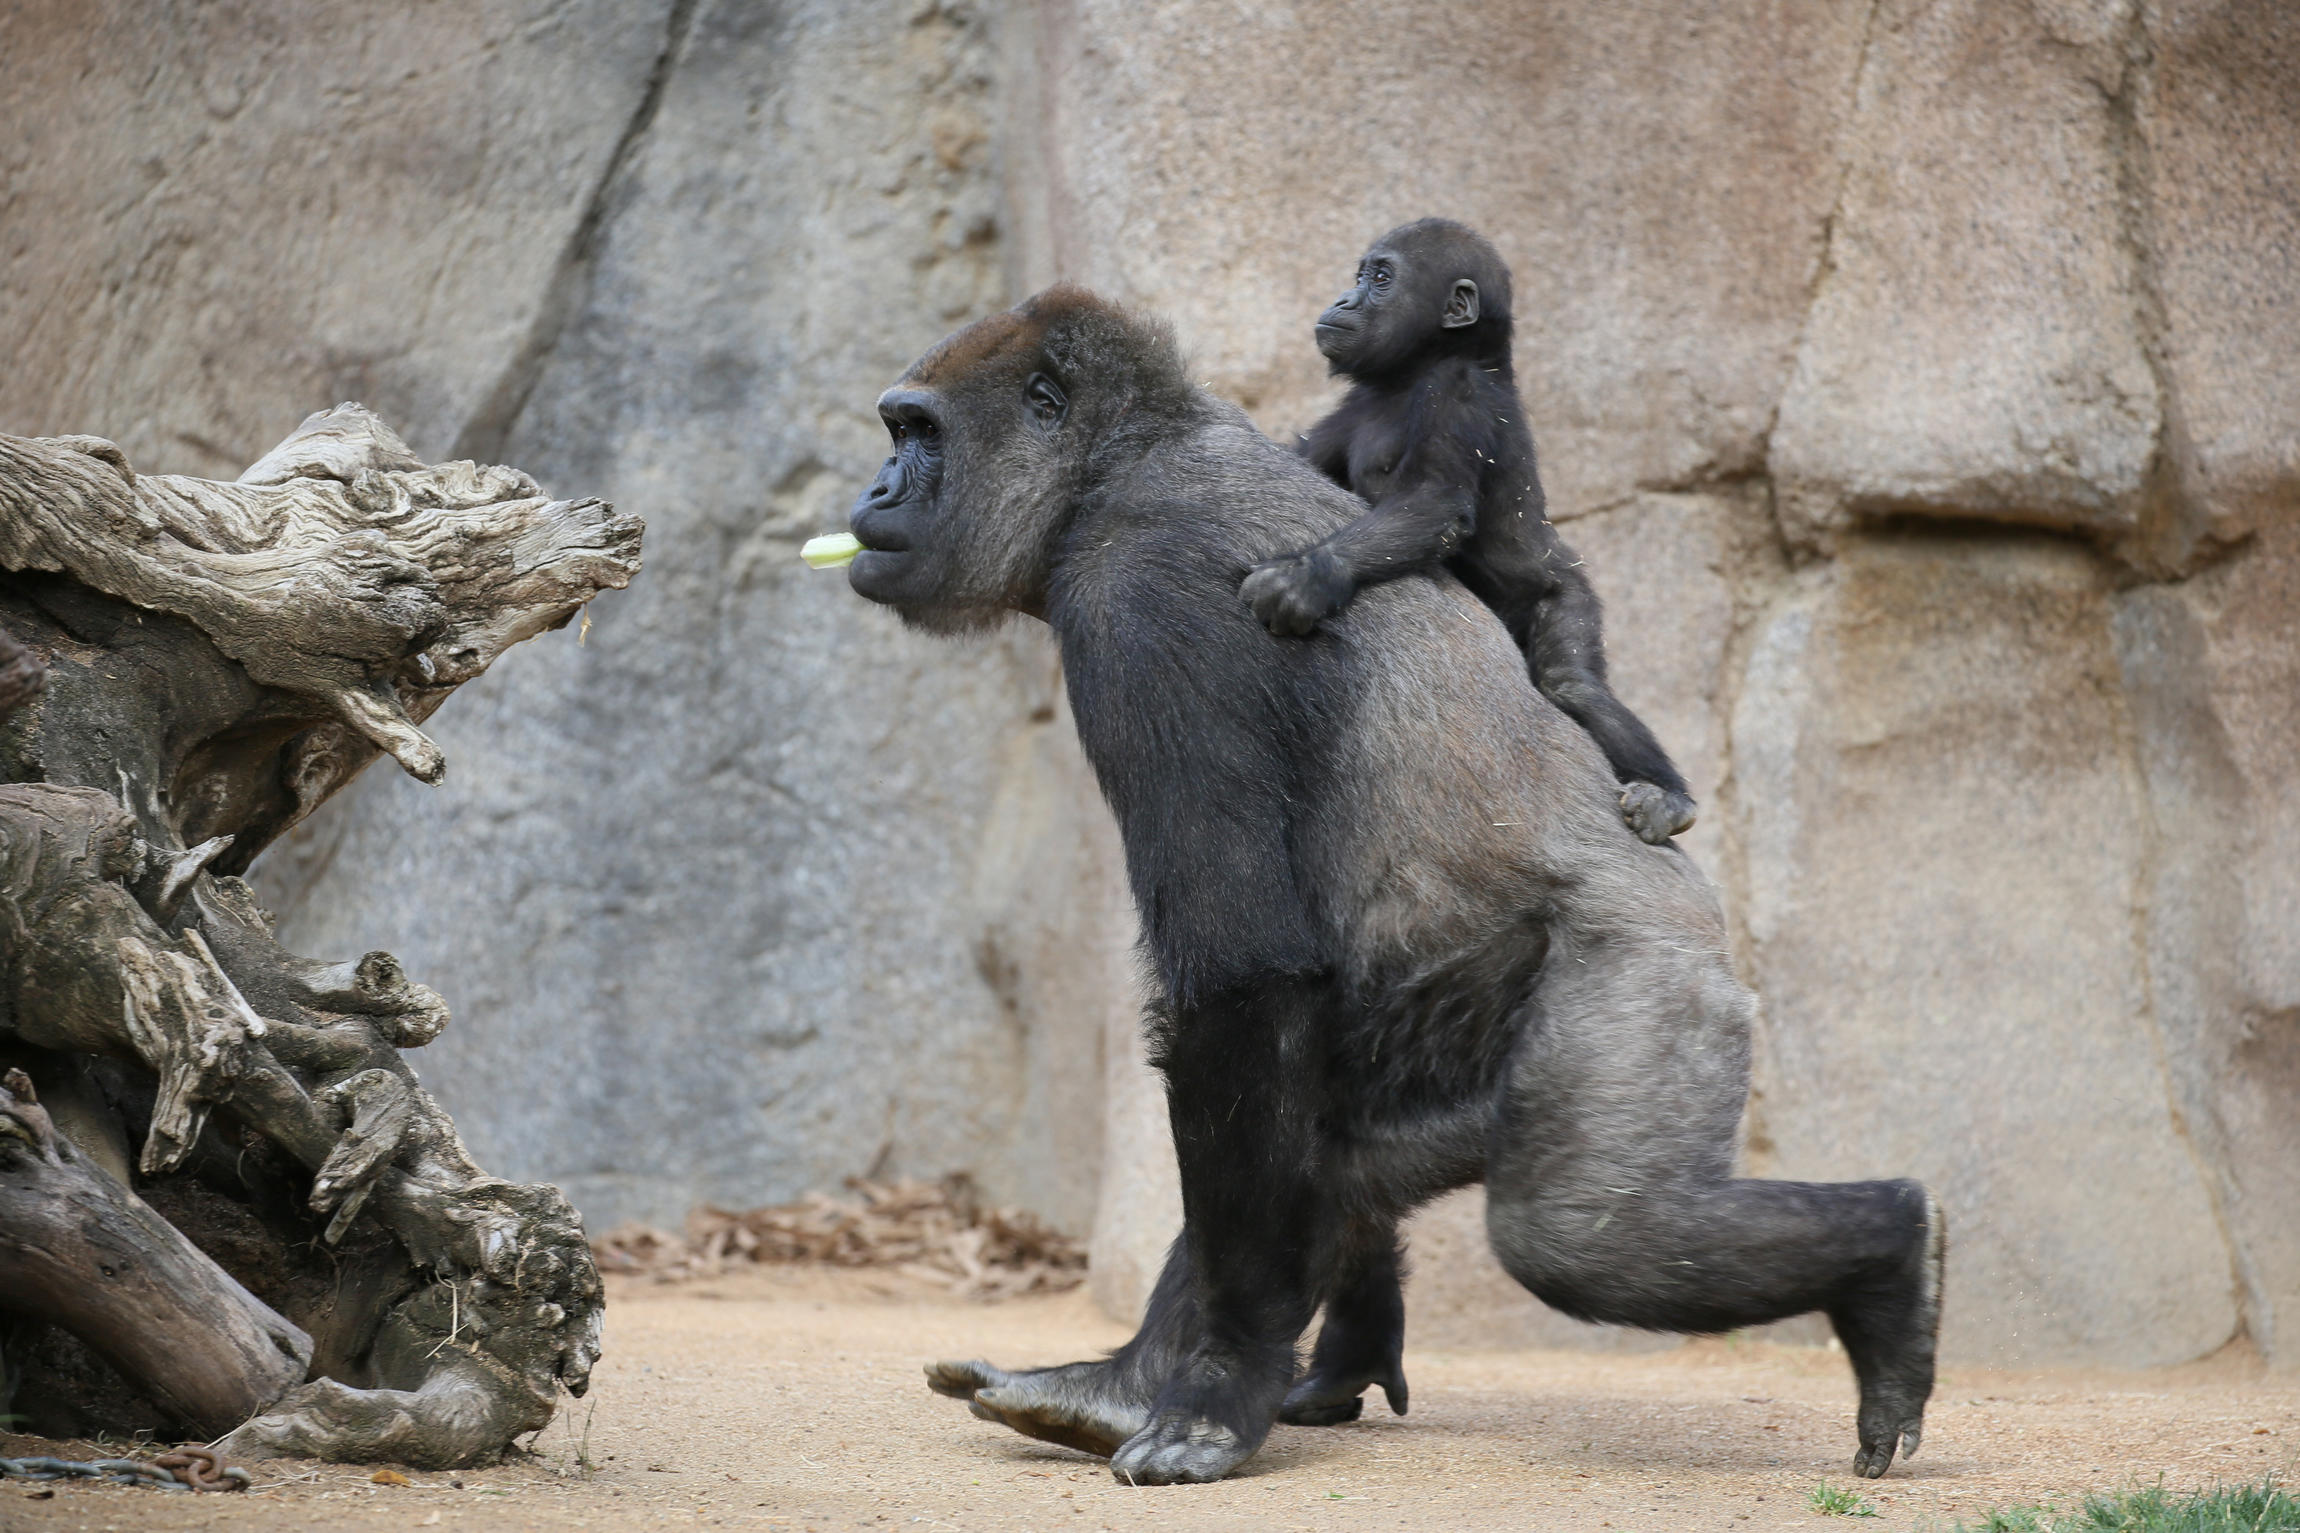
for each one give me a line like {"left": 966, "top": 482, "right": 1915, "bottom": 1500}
{"left": 1440, "top": 278, "right": 1480, "bottom": 330}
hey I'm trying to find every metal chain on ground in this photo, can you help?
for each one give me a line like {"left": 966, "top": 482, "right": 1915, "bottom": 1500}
{"left": 0, "top": 1445, "right": 251, "bottom": 1491}
{"left": 154, "top": 1446, "right": 251, "bottom": 1491}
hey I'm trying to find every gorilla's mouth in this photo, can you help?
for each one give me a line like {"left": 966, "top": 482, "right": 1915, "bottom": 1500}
{"left": 845, "top": 547, "right": 911, "bottom": 605}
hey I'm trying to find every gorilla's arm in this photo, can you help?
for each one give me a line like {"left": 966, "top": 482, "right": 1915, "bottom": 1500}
{"left": 1052, "top": 557, "right": 1340, "bottom": 1479}
{"left": 1244, "top": 414, "right": 1486, "bottom": 637}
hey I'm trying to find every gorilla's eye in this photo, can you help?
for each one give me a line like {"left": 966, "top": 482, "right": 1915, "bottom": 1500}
{"left": 1371, "top": 266, "right": 1393, "bottom": 290}
{"left": 1025, "top": 372, "right": 1069, "bottom": 428}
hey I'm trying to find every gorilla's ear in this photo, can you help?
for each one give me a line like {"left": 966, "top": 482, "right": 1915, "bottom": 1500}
{"left": 1440, "top": 278, "right": 1480, "bottom": 329}
{"left": 1025, "top": 372, "right": 1069, "bottom": 428}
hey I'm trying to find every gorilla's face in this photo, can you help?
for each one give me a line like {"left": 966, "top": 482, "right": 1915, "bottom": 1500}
{"left": 846, "top": 350, "right": 1072, "bottom": 633}
{"left": 1314, "top": 236, "right": 1481, "bottom": 378}
{"left": 846, "top": 387, "right": 951, "bottom": 613}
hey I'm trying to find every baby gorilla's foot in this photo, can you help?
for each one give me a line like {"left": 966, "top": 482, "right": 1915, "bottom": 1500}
{"left": 1619, "top": 781, "right": 1697, "bottom": 844}
{"left": 1833, "top": 1185, "right": 1947, "bottom": 1479}
{"left": 925, "top": 1357, "right": 1149, "bottom": 1459}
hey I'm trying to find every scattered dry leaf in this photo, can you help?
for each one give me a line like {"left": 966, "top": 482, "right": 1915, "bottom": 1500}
{"left": 591, "top": 1173, "right": 1085, "bottom": 1299}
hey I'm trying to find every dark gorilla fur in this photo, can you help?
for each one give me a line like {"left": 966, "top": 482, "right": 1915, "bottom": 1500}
{"left": 1245, "top": 217, "right": 1698, "bottom": 846}
{"left": 849, "top": 287, "right": 1943, "bottom": 1487}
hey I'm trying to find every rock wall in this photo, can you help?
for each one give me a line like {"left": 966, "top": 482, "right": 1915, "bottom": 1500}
{"left": 3, "top": 0, "right": 2293, "bottom": 1368}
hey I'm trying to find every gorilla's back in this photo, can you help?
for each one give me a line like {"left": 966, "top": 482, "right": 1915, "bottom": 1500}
{"left": 1180, "top": 401, "right": 1724, "bottom": 979}
{"left": 1054, "top": 393, "right": 1726, "bottom": 996}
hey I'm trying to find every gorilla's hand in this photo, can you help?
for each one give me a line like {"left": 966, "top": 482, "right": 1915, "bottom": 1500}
{"left": 1620, "top": 782, "right": 1697, "bottom": 844}
{"left": 1241, "top": 548, "right": 1354, "bottom": 636}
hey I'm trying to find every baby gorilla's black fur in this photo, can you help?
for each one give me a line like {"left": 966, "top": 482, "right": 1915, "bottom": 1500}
{"left": 1244, "top": 218, "right": 1697, "bottom": 846}
{"left": 848, "top": 287, "right": 1943, "bottom": 1487}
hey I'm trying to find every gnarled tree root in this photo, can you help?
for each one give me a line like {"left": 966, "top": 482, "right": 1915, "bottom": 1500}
{"left": 0, "top": 1068, "right": 310, "bottom": 1437}
{"left": 0, "top": 405, "right": 635, "bottom": 1466}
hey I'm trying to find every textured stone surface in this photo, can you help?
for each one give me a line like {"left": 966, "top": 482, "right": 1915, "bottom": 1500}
{"left": 1770, "top": 0, "right": 2160, "bottom": 544}
{"left": 2140, "top": 0, "right": 2300, "bottom": 554}
{"left": 0, "top": 0, "right": 672, "bottom": 472}
{"left": 2114, "top": 526, "right": 2300, "bottom": 1371}
{"left": 1729, "top": 534, "right": 2235, "bottom": 1366}
{"left": 1564, "top": 493, "right": 1749, "bottom": 877}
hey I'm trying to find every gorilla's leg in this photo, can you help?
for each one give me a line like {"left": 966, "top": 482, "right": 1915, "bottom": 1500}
{"left": 1483, "top": 945, "right": 1942, "bottom": 1479}
{"left": 926, "top": 1236, "right": 1198, "bottom": 1456}
{"left": 1279, "top": 1225, "right": 1408, "bottom": 1425}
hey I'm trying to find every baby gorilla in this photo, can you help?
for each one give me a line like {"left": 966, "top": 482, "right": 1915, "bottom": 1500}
{"left": 1242, "top": 218, "right": 1697, "bottom": 844}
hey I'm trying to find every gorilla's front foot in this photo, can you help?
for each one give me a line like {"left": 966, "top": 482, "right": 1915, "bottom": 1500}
{"left": 1278, "top": 1307, "right": 1408, "bottom": 1425}
{"left": 1279, "top": 1358, "right": 1407, "bottom": 1427}
{"left": 925, "top": 1358, "right": 1148, "bottom": 1459}
{"left": 1832, "top": 1185, "right": 1947, "bottom": 1479}
{"left": 1109, "top": 1350, "right": 1290, "bottom": 1485}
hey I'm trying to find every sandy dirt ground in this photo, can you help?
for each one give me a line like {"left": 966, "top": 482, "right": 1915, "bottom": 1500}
{"left": 5, "top": 1269, "right": 2296, "bottom": 1532}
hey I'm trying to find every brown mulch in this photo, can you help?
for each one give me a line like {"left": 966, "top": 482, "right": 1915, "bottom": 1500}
{"left": 589, "top": 1172, "right": 1087, "bottom": 1298}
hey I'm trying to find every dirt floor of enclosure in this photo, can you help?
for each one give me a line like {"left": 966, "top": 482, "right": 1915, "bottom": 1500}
{"left": 5, "top": 1269, "right": 2296, "bottom": 1532}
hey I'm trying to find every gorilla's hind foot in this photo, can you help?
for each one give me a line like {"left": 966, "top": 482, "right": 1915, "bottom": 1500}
{"left": 925, "top": 1358, "right": 1148, "bottom": 1459}
{"left": 1833, "top": 1186, "right": 1946, "bottom": 1479}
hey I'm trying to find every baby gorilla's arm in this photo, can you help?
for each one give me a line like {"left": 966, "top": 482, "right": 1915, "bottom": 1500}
{"left": 1242, "top": 470, "right": 1479, "bottom": 636}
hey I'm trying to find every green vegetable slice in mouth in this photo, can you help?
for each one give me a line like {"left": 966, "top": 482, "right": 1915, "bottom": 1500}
{"left": 801, "top": 533, "right": 862, "bottom": 569}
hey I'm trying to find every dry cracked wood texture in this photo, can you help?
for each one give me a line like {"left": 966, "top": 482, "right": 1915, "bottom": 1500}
{"left": 0, "top": 406, "right": 641, "bottom": 1465}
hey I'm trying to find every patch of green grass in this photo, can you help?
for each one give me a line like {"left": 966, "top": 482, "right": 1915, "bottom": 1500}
{"left": 1954, "top": 1479, "right": 2300, "bottom": 1533}
{"left": 1812, "top": 1482, "right": 1881, "bottom": 1517}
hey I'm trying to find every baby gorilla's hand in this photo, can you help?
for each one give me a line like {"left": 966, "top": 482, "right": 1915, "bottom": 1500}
{"left": 1240, "top": 549, "right": 1355, "bottom": 636}
{"left": 1620, "top": 782, "right": 1697, "bottom": 844}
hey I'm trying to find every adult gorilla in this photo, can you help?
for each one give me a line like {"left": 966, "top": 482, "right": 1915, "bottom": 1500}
{"left": 845, "top": 287, "right": 1942, "bottom": 1487}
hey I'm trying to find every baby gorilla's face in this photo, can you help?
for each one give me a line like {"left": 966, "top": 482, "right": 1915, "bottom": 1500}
{"left": 1313, "top": 242, "right": 1417, "bottom": 373}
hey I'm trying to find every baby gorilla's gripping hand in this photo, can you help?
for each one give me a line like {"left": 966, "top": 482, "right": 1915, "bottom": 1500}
{"left": 1241, "top": 547, "right": 1355, "bottom": 636}
{"left": 1620, "top": 782, "right": 1698, "bottom": 844}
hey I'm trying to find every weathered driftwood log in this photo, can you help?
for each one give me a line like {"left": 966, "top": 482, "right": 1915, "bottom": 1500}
{"left": 0, "top": 1067, "right": 311, "bottom": 1436}
{"left": 0, "top": 624, "right": 40, "bottom": 716}
{"left": 0, "top": 407, "right": 640, "bottom": 1465}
